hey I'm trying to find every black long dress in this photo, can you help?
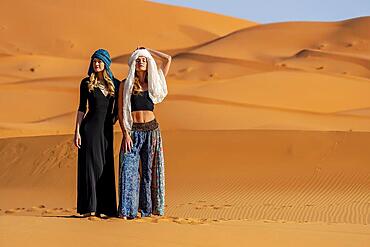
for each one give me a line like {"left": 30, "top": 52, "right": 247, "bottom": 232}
{"left": 77, "top": 77, "right": 119, "bottom": 216}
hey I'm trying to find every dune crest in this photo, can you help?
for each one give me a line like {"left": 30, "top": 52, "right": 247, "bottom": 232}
{"left": 0, "top": 1, "right": 370, "bottom": 245}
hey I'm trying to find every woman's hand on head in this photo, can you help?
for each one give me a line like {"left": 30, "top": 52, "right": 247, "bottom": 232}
{"left": 134, "top": 45, "right": 146, "bottom": 52}
{"left": 145, "top": 48, "right": 171, "bottom": 76}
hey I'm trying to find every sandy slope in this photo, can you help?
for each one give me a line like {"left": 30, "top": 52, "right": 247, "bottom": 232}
{"left": 179, "top": 16, "right": 370, "bottom": 79}
{"left": 0, "top": 0, "right": 369, "bottom": 245}
{"left": 0, "top": 0, "right": 255, "bottom": 58}
{"left": 1, "top": 131, "right": 369, "bottom": 225}
{"left": 187, "top": 17, "right": 370, "bottom": 60}
{"left": 1, "top": 216, "right": 369, "bottom": 247}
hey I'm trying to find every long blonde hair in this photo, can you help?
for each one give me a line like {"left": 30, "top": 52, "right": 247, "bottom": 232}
{"left": 132, "top": 71, "right": 148, "bottom": 95}
{"left": 88, "top": 70, "right": 115, "bottom": 96}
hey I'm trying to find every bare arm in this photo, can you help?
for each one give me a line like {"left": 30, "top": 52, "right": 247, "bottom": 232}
{"left": 75, "top": 111, "right": 85, "bottom": 134}
{"left": 74, "top": 79, "right": 88, "bottom": 148}
{"left": 74, "top": 111, "right": 85, "bottom": 148}
{"left": 146, "top": 48, "right": 172, "bottom": 77}
{"left": 118, "top": 80, "right": 129, "bottom": 136}
{"left": 118, "top": 79, "right": 133, "bottom": 153}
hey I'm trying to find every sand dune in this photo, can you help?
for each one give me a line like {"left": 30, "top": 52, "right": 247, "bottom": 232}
{"left": 0, "top": 55, "right": 86, "bottom": 80}
{"left": 173, "top": 71, "right": 370, "bottom": 113}
{"left": 169, "top": 53, "right": 282, "bottom": 80}
{"left": 184, "top": 17, "right": 369, "bottom": 77}
{"left": 2, "top": 216, "right": 369, "bottom": 247}
{"left": 157, "top": 97, "right": 370, "bottom": 131}
{"left": 279, "top": 48, "right": 370, "bottom": 78}
{"left": 0, "top": 55, "right": 127, "bottom": 85}
{"left": 294, "top": 49, "right": 370, "bottom": 69}
{"left": 2, "top": 93, "right": 370, "bottom": 139}
{"left": 0, "top": 0, "right": 369, "bottom": 245}
{"left": 114, "top": 50, "right": 283, "bottom": 81}
{"left": 0, "top": 0, "right": 255, "bottom": 58}
{"left": 1, "top": 130, "right": 369, "bottom": 225}
{"left": 1, "top": 69, "right": 370, "bottom": 138}
{"left": 0, "top": 83, "right": 76, "bottom": 123}
{"left": 336, "top": 107, "right": 370, "bottom": 117}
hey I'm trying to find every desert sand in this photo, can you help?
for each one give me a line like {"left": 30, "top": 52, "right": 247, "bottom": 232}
{"left": 0, "top": 0, "right": 369, "bottom": 246}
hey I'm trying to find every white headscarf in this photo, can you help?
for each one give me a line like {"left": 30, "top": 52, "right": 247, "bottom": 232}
{"left": 123, "top": 49, "right": 168, "bottom": 131}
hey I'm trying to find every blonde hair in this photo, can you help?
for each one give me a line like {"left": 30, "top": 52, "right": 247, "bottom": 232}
{"left": 132, "top": 71, "right": 148, "bottom": 95}
{"left": 87, "top": 70, "right": 115, "bottom": 96}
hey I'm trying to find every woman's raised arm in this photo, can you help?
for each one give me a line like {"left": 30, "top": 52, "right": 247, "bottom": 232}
{"left": 146, "top": 48, "right": 172, "bottom": 77}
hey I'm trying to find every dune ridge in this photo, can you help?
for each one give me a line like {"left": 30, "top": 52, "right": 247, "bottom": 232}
{"left": 0, "top": 1, "right": 370, "bottom": 245}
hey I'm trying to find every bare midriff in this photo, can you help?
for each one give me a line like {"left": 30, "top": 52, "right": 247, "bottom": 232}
{"left": 131, "top": 110, "right": 156, "bottom": 123}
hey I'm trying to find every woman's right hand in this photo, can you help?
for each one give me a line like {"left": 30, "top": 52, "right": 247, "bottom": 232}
{"left": 122, "top": 132, "right": 133, "bottom": 153}
{"left": 74, "top": 132, "right": 82, "bottom": 149}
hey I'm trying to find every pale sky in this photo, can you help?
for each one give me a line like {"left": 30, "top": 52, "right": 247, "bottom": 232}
{"left": 150, "top": 0, "right": 370, "bottom": 23}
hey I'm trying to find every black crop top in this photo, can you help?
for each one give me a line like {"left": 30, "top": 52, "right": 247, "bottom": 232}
{"left": 131, "top": 90, "right": 154, "bottom": 112}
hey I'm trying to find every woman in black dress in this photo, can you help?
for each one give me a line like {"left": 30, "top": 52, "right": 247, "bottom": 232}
{"left": 74, "top": 49, "right": 120, "bottom": 217}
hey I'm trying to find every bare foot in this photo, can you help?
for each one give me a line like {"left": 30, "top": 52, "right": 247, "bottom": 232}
{"left": 97, "top": 213, "right": 109, "bottom": 219}
{"left": 78, "top": 212, "right": 95, "bottom": 218}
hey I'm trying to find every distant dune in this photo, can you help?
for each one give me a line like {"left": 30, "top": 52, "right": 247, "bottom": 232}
{"left": 0, "top": 1, "right": 369, "bottom": 246}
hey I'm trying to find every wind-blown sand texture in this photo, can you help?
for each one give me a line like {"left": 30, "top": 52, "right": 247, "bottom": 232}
{"left": 0, "top": 0, "right": 369, "bottom": 246}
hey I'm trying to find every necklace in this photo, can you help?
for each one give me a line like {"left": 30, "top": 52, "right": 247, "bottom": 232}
{"left": 96, "top": 80, "right": 108, "bottom": 96}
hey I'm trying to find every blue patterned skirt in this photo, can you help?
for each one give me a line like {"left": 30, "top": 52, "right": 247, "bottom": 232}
{"left": 118, "top": 119, "right": 165, "bottom": 218}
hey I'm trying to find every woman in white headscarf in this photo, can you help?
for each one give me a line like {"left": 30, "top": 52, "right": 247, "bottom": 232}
{"left": 117, "top": 47, "right": 171, "bottom": 219}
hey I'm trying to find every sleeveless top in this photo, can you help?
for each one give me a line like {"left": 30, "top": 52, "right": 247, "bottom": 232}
{"left": 131, "top": 90, "right": 154, "bottom": 112}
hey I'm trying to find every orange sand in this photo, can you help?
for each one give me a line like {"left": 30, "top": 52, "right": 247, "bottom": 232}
{"left": 0, "top": 0, "right": 369, "bottom": 246}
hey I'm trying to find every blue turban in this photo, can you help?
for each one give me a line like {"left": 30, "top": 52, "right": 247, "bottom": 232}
{"left": 87, "top": 48, "right": 119, "bottom": 93}
{"left": 88, "top": 49, "right": 113, "bottom": 79}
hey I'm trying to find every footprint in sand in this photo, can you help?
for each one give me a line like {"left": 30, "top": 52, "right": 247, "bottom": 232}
{"left": 263, "top": 220, "right": 277, "bottom": 223}
{"left": 52, "top": 207, "right": 65, "bottom": 212}
{"left": 88, "top": 216, "right": 103, "bottom": 221}
{"left": 316, "top": 43, "right": 328, "bottom": 50}
{"left": 171, "top": 217, "right": 201, "bottom": 225}
{"left": 101, "top": 216, "right": 219, "bottom": 225}
{"left": 345, "top": 41, "right": 356, "bottom": 47}
{"left": 316, "top": 66, "right": 324, "bottom": 70}
{"left": 154, "top": 217, "right": 172, "bottom": 223}
{"left": 138, "top": 217, "right": 165, "bottom": 224}
{"left": 4, "top": 207, "right": 28, "bottom": 214}
{"left": 26, "top": 207, "right": 37, "bottom": 212}
{"left": 194, "top": 203, "right": 232, "bottom": 210}
{"left": 3, "top": 206, "right": 62, "bottom": 216}
{"left": 139, "top": 216, "right": 204, "bottom": 225}
{"left": 26, "top": 205, "right": 47, "bottom": 212}
{"left": 41, "top": 209, "right": 52, "bottom": 214}
{"left": 209, "top": 73, "right": 218, "bottom": 78}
